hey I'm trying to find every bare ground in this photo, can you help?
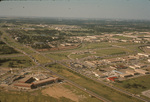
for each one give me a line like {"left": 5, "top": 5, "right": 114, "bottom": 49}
{"left": 42, "top": 84, "right": 80, "bottom": 102}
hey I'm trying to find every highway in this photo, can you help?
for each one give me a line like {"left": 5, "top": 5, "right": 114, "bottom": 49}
{"left": 1, "top": 28, "right": 150, "bottom": 102}
{"left": 56, "top": 61, "right": 150, "bottom": 102}
{"left": 43, "top": 66, "right": 111, "bottom": 102}
{"left": 0, "top": 29, "right": 112, "bottom": 102}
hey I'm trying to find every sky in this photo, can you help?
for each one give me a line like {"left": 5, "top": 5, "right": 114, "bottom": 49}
{"left": 0, "top": 0, "right": 150, "bottom": 20}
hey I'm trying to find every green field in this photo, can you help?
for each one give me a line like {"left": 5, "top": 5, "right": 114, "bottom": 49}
{"left": 0, "top": 56, "right": 34, "bottom": 68}
{"left": 115, "top": 75, "right": 150, "bottom": 94}
{"left": 47, "top": 63, "right": 142, "bottom": 102}
{"left": 95, "top": 48, "right": 131, "bottom": 56}
{"left": 45, "top": 52, "right": 70, "bottom": 60}
{"left": 0, "top": 40, "right": 19, "bottom": 55}
{"left": 113, "top": 35, "right": 132, "bottom": 40}
{"left": 31, "top": 54, "right": 51, "bottom": 64}
{"left": 80, "top": 42, "right": 112, "bottom": 49}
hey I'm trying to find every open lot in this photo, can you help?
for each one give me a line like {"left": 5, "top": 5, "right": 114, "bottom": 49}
{"left": 42, "top": 83, "right": 102, "bottom": 102}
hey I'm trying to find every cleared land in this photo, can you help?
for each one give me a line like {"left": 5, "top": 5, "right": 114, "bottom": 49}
{"left": 42, "top": 83, "right": 102, "bottom": 102}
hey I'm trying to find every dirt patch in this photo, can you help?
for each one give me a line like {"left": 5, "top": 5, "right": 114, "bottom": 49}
{"left": 42, "top": 84, "right": 79, "bottom": 102}
{"left": 142, "top": 89, "right": 150, "bottom": 98}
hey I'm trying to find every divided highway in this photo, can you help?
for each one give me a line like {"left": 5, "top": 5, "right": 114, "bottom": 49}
{"left": 1, "top": 28, "right": 150, "bottom": 102}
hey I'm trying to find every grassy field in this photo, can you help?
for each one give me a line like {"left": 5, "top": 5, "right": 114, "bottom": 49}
{"left": 47, "top": 63, "right": 142, "bottom": 102}
{"left": 45, "top": 52, "right": 70, "bottom": 60}
{"left": 0, "top": 40, "right": 20, "bottom": 55}
{"left": 31, "top": 54, "right": 51, "bottom": 64}
{"left": 113, "top": 42, "right": 141, "bottom": 46}
{"left": 115, "top": 75, "right": 150, "bottom": 94}
{"left": 70, "top": 53, "right": 93, "bottom": 59}
{"left": 95, "top": 48, "right": 131, "bottom": 56}
{"left": 80, "top": 42, "right": 112, "bottom": 49}
{"left": 0, "top": 56, "right": 34, "bottom": 68}
{"left": 113, "top": 35, "right": 132, "bottom": 40}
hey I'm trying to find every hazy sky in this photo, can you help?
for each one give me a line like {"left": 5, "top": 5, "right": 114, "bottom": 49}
{"left": 0, "top": 0, "right": 150, "bottom": 20}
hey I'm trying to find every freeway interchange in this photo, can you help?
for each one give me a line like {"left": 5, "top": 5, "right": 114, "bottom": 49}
{"left": 0, "top": 28, "right": 150, "bottom": 102}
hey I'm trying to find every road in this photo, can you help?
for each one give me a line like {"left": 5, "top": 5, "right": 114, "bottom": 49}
{"left": 43, "top": 66, "right": 111, "bottom": 102}
{"left": 56, "top": 61, "right": 150, "bottom": 102}
{"left": 0, "top": 29, "right": 111, "bottom": 102}
{"left": 1, "top": 28, "right": 150, "bottom": 102}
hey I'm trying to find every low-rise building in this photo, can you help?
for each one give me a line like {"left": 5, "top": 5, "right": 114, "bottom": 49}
{"left": 14, "top": 83, "right": 34, "bottom": 89}
{"left": 18, "top": 77, "right": 35, "bottom": 83}
{"left": 138, "top": 53, "right": 150, "bottom": 57}
{"left": 126, "top": 70, "right": 139, "bottom": 75}
{"left": 107, "top": 77, "right": 118, "bottom": 82}
{"left": 134, "top": 69, "right": 149, "bottom": 74}
{"left": 33, "top": 77, "right": 59, "bottom": 88}
{"left": 120, "top": 73, "right": 132, "bottom": 78}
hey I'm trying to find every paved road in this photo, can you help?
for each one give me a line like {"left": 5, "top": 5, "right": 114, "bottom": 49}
{"left": 43, "top": 66, "right": 111, "bottom": 102}
{"left": 1, "top": 28, "right": 150, "bottom": 102}
{"left": 56, "top": 61, "right": 150, "bottom": 102}
{"left": 1, "top": 29, "right": 111, "bottom": 102}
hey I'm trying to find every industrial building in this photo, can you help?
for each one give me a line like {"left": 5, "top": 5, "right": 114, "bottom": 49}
{"left": 13, "top": 76, "right": 60, "bottom": 89}
{"left": 18, "top": 77, "right": 35, "bottom": 83}
{"left": 33, "top": 77, "right": 59, "bottom": 88}
{"left": 134, "top": 69, "right": 149, "bottom": 74}
{"left": 107, "top": 77, "right": 118, "bottom": 82}
{"left": 120, "top": 73, "right": 132, "bottom": 78}
{"left": 14, "top": 83, "right": 34, "bottom": 89}
{"left": 126, "top": 70, "right": 139, "bottom": 75}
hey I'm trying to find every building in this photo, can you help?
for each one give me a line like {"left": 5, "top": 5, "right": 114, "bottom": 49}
{"left": 107, "top": 77, "right": 118, "bottom": 82}
{"left": 138, "top": 53, "right": 150, "bottom": 57}
{"left": 120, "top": 73, "right": 132, "bottom": 78}
{"left": 134, "top": 69, "right": 149, "bottom": 74}
{"left": 33, "top": 77, "right": 59, "bottom": 88}
{"left": 14, "top": 83, "right": 34, "bottom": 89}
{"left": 126, "top": 70, "right": 139, "bottom": 75}
{"left": 18, "top": 77, "right": 35, "bottom": 83}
